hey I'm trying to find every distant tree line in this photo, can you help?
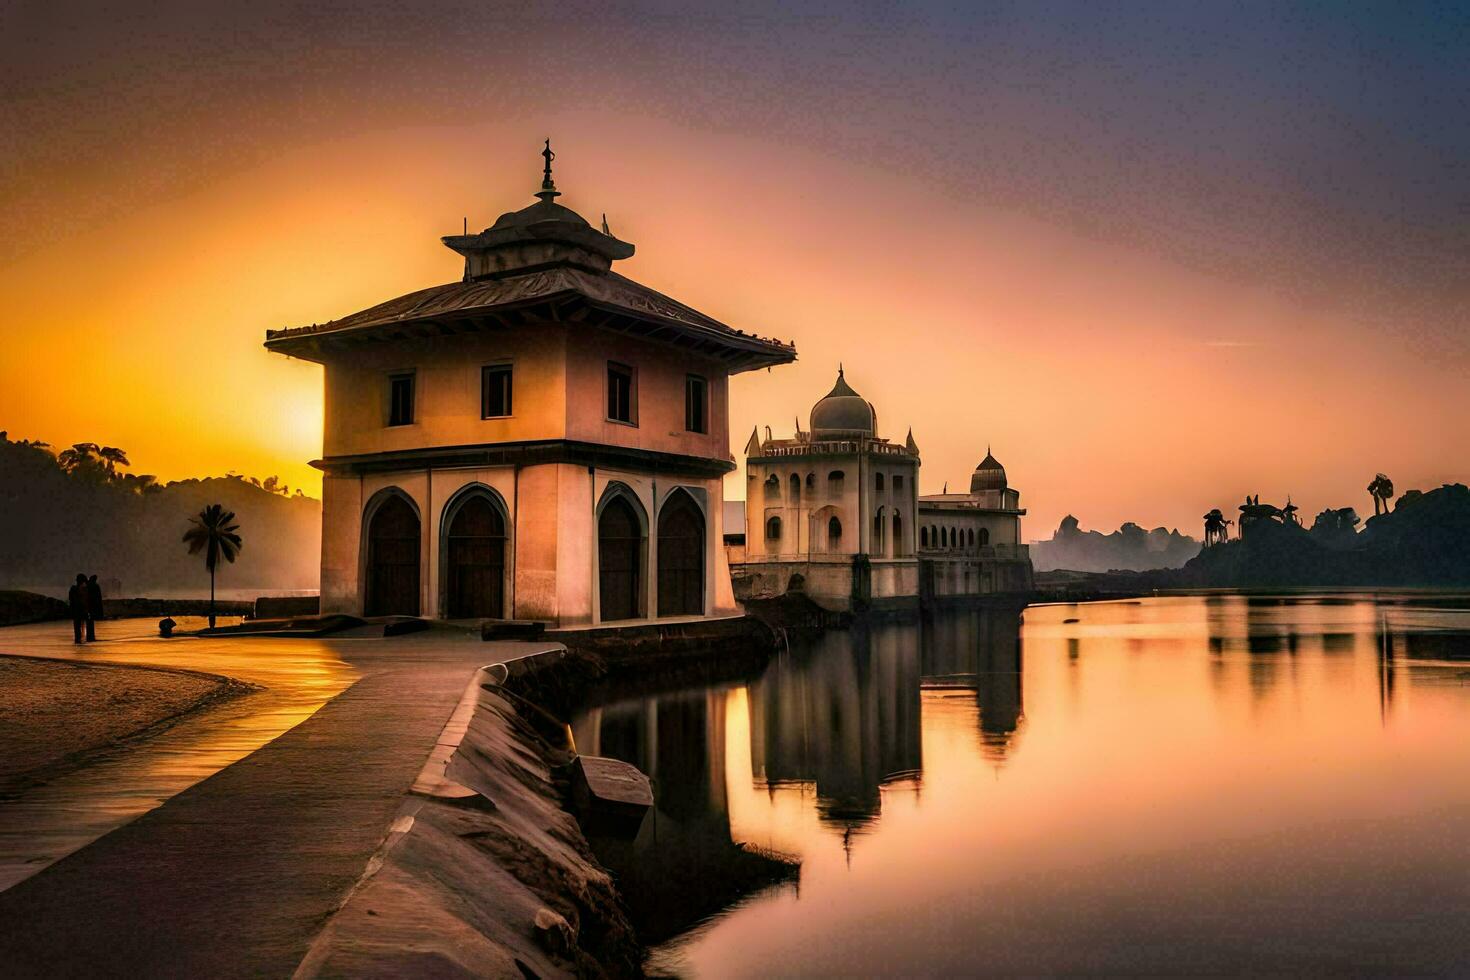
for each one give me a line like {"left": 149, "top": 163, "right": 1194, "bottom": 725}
{"left": 16, "top": 436, "right": 308, "bottom": 500}
{"left": 0, "top": 432, "right": 319, "bottom": 595}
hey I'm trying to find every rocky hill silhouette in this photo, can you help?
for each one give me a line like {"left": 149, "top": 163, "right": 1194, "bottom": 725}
{"left": 1031, "top": 515, "right": 1199, "bottom": 572}
{"left": 0, "top": 434, "right": 319, "bottom": 595}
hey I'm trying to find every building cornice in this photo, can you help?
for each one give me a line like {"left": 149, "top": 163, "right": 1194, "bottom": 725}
{"left": 312, "top": 439, "right": 736, "bottom": 478}
{"left": 918, "top": 500, "right": 1027, "bottom": 516}
{"left": 749, "top": 439, "right": 919, "bottom": 462}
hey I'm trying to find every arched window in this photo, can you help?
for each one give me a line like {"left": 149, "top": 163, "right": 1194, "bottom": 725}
{"left": 827, "top": 470, "right": 845, "bottom": 497}
{"left": 789, "top": 473, "right": 801, "bottom": 503}
{"left": 766, "top": 515, "right": 782, "bottom": 541}
{"left": 967, "top": 528, "right": 975, "bottom": 547}
{"left": 875, "top": 472, "right": 885, "bottom": 493}
{"left": 764, "top": 474, "right": 780, "bottom": 500}
{"left": 894, "top": 474, "right": 904, "bottom": 491}
{"left": 893, "top": 512, "right": 904, "bottom": 557}
{"left": 827, "top": 516, "right": 843, "bottom": 549}
{"left": 873, "top": 507, "right": 885, "bottom": 555}
{"left": 978, "top": 527, "right": 990, "bottom": 547}
{"left": 806, "top": 473, "right": 815, "bottom": 491}
{"left": 920, "top": 526, "right": 929, "bottom": 548}
{"left": 940, "top": 527, "right": 948, "bottom": 548}
{"left": 950, "top": 527, "right": 958, "bottom": 549}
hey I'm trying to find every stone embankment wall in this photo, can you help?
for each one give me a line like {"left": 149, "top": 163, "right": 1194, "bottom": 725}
{"left": 296, "top": 654, "right": 642, "bottom": 979}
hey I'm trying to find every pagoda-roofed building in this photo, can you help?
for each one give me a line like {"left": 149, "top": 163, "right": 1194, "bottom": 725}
{"left": 734, "top": 367, "right": 921, "bottom": 611}
{"left": 917, "top": 449, "right": 1034, "bottom": 597}
{"left": 266, "top": 144, "right": 795, "bottom": 626}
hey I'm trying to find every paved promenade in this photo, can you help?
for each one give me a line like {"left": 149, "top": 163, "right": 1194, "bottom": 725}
{"left": 0, "top": 619, "right": 552, "bottom": 977}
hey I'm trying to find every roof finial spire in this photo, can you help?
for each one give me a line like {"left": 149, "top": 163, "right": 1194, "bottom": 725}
{"left": 838, "top": 362, "right": 844, "bottom": 379}
{"left": 537, "top": 139, "right": 560, "bottom": 202}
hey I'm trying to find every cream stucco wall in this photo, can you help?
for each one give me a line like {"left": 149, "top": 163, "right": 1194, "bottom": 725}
{"left": 563, "top": 330, "right": 730, "bottom": 462}
{"left": 744, "top": 453, "right": 919, "bottom": 562}
{"left": 318, "top": 461, "right": 733, "bottom": 625}
{"left": 918, "top": 507, "right": 1021, "bottom": 551}
{"left": 312, "top": 318, "right": 744, "bottom": 626}
{"left": 322, "top": 325, "right": 570, "bottom": 459}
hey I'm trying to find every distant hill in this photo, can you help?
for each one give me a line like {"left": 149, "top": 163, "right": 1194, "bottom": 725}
{"left": 0, "top": 434, "right": 319, "bottom": 596}
{"left": 1031, "top": 515, "right": 1200, "bottom": 572}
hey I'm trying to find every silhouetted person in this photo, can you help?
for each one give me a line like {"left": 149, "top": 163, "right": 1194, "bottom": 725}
{"left": 67, "top": 573, "right": 88, "bottom": 644}
{"left": 85, "top": 574, "right": 103, "bottom": 641}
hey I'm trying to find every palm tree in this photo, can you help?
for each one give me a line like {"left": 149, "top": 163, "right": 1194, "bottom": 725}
{"left": 97, "top": 446, "right": 130, "bottom": 476}
{"left": 182, "top": 504, "right": 243, "bottom": 628}
{"left": 57, "top": 442, "right": 100, "bottom": 474}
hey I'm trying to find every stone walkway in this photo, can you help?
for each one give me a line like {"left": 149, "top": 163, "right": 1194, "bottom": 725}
{"left": 0, "top": 619, "right": 552, "bottom": 977}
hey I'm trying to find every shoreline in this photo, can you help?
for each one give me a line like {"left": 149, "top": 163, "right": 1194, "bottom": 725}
{"left": 0, "top": 653, "right": 259, "bottom": 799}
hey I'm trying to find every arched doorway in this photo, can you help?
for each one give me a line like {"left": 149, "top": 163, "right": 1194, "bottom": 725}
{"left": 657, "top": 491, "right": 704, "bottom": 617}
{"left": 599, "top": 494, "right": 643, "bottom": 621}
{"left": 444, "top": 493, "right": 506, "bottom": 619}
{"left": 366, "top": 493, "right": 420, "bottom": 616}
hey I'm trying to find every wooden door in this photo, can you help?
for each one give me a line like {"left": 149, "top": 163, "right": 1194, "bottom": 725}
{"left": 657, "top": 493, "right": 704, "bottom": 617}
{"left": 366, "top": 494, "right": 420, "bottom": 616}
{"left": 599, "top": 497, "right": 642, "bottom": 621}
{"left": 445, "top": 495, "right": 505, "bottom": 619}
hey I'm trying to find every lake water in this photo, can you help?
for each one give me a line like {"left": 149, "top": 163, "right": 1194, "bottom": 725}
{"left": 570, "top": 594, "right": 1470, "bottom": 976}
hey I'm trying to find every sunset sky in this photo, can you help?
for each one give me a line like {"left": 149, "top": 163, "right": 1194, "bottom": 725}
{"left": 2, "top": 1, "right": 1466, "bottom": 539}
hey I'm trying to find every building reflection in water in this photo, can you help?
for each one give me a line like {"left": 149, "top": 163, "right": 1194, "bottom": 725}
{"left": 919, "top": 607, "right": 1025, "bottom": 765}
{"left": 572, "top": 684, "right": 797, "bottom": 945}
{"left": 747, "top": 619, "right": 924, "bottom": 829}
{"left": 573, "top": 686, "right": 729, "bottom": 832}
{"left": 567, "top": 607, "right": 1027, "bottom": 939}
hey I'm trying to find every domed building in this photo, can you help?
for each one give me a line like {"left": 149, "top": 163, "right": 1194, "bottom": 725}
{"left": 917, "top": 447, "right": 1033, "bottom": 596}
{"left": 736, "top": 367, "right": 921, "bottom": 610}
{"left": 265, "top": 145, "right": 796, "bottom": 626}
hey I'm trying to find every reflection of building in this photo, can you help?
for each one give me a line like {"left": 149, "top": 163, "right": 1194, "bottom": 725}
{"left": 920, "top": 607, "right": 1025, "bottom": 762}
{"left": 571, "top": 686, "right": 800, "bottom": 942}
{"left": 747, "top": 620, "right": 922, "bottom": 826}
{"left": 918, "top": 452, "right": 1034, "bottom": 598}
{"left": 572, "top": 688, "right": 728, "bottom": 829}
{"left": 736, "top": 369, "right": 921, "bottom": 610}
{"left": 264, "top": 148, "right": 796, "bottom": 625}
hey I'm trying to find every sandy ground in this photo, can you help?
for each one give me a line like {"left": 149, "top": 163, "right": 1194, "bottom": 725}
{"left": 0, "top": 656, "right": 238, "bottom": 796}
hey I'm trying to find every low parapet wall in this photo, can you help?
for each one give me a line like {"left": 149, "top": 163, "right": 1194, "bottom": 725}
{"left": 295, "top": 650, "right": 643, "bottom": 978}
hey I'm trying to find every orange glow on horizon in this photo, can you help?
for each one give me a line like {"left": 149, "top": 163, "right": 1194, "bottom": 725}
{"left": 2, "top": 116, "right": 1464, "bottom": 536}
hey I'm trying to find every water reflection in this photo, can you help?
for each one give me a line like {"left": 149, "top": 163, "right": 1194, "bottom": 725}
{"left": 576, "top": 611, "right": 1026, "bottom": 847}
{"left": 920, "top": 608, "right": 1024, "bottom": 763}
{"left": 574, "top": 593, "right": 1470, "bottom": 976}
{"left": 575, "top": 687, "right": 730, "bottom": 830}
{"left": 749, "top": 621, "right": 925, "bottom": 828}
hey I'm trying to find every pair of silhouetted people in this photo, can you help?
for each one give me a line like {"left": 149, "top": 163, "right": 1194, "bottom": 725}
{"left": 67, "top": 573, "right": 104, "bottom": 644}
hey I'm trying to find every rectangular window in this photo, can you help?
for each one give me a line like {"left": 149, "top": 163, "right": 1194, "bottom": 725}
{"left": 607, "top": 362, "right": 636, "bottom": 424}
{"left": 388, "top": 373, "right": 415, "bottom": 427}
{"left": 894, "top": 474, "right": 905, "bottom": 491}
{"left": 481, "top": 364, "right": 513, "bottom": 418}
{"left": 685, "top": 374, "right": 708, "bottom": 433}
